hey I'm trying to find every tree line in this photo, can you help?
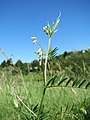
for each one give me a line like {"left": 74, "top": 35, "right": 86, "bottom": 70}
{"left": 0, "top": 48, "right": 90, "bottom": 75}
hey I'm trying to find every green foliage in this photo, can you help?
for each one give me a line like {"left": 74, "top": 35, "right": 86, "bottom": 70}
{"left": 48, "top": 47, "right": 58, "bottom": 59}
{"left": 0, "top": 70, "right": 90, "bottom": 120}
{"left": 31, "top": 60, "right": 39, "bottom": 72}
{"left": 0, "top": 60, "right": 7, "bottom": 67}
{"left": 0, "top": 58, "right": 13, "bottom": 68}
{"left": 15, "top": 60, "right": 30, "bottom": 75}
{"left": 46, "top": 73, "right": 90, "bottom": 89}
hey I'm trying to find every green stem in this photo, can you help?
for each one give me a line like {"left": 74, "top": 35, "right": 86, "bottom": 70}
{"left": 37, "top": 87, "right": 46, "bottom": 120}
{"left": 44, "top": 38, "right": 51, "bottom": 85}
{"left": 37, "top": 38, "right": 51, "bottom": 119}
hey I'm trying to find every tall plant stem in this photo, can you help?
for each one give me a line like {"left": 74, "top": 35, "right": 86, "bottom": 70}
{"left": 44, "top": 38, "right": 51, "bottom": 85}
{"left": 37, "top": 87, "right": 46, "bottom": 120}
{"left": 37, "top": 38, "right": 51, "bottom": 119}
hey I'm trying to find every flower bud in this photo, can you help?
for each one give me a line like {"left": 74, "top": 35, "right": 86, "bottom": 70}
{"left": 31, "top": 37, "right": 38, "bottom": 44}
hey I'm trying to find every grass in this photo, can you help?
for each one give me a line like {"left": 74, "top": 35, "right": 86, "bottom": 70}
{"left": 0, "top": 69, "right": 90, "bottom": 120}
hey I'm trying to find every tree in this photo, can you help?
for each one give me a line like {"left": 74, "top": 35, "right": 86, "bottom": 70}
{"left": 31, "top": 60, "right": 39, "bottom": 71}
{"left": 0, "top": 60, "right": 7, "bottom": 68}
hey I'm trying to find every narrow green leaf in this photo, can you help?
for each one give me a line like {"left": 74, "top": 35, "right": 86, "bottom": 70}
{"left": 78, "top": 80, "right": 86, "bottom": 88}
{"left": 85, "top": 82, "right": 90, "bottom": 89}
{"left": 70, "top": 104, "right": 74, "bottom": 111}
{"left": 75, "top": 79, "right": 82, "bottom": 87}
{"left": 52, "top": 16, "right": 60, "bottom": 30}
{"left": 59, "top": 73, "right": 66, "bottom": 81}
{"left": 22, "top": 111, "right": 31, "bottom": 120}
{"left": 65, "top": 104, "right": 68, "bottom": 112}
{"left": 46, "top": 75, "right": 57, "bottom": 87}
{"left": 33, "top": 104, "right": 38, "bottom": 113}
{"left": 48, "top": 47, "right": 58, "bottom": 59}
{"left": 60, "top": 106, "right": 62, "bottom": 113}
{"left": 72, "top": 79, "right": 78, "bottom": 87}
{"left": 66, "top": 77, "right": 73, "bottom": 86}
{"left": 58, "top": 77, "right": 68, "bottom": 85}
{"left": 51, "top": 75, "right": 57, "bottom": 85}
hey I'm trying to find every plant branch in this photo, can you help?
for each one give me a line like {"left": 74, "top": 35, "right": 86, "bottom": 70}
{"left": 13, "top": 93, "right": 37, "bottom": 118}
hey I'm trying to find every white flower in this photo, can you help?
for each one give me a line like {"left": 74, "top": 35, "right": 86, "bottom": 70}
{"left": 43, "top": 23, "right": 51, "bottom": 36}
{"left": 43, "top": 26, "right": 47, "bottom": 31}
{"left": 36, "top": 48, "right": 43, "bottom": 66}
{"left": 31, "top": 37, "right": 38, "bottom": 44}
{"left": 43, "top": 26, "right": 48, "bottom": 35}
{"left": 37, "top": 48, "right": 43, "bottom": 58}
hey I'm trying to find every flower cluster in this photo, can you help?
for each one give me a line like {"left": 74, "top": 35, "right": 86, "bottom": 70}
{"left": 31, "top": 37, "right": 43, "bottom": 65}
{"left": 43, "top": 23, "right": 52, "bottom": 38}
{"left": 36, "top": 48, "right": 43, "bottom": 59}
{"left": 31, "top": 37, "right": 38, "bottom": 44}
{"left": 43, "top": 14, "right": 60, "bottom": 38}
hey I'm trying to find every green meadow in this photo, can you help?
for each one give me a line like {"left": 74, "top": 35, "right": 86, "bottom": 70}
{"left": 0, "top": 49, "right": 90, "bottom": 120}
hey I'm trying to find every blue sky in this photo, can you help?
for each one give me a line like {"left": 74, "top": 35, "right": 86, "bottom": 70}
{"left": 0, "top": 0, "right": 90, "bottom": 63}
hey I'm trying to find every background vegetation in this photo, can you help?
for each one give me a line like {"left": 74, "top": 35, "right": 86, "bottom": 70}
{"left": 0, "top": 48, "right": 90, "bottom": 120}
